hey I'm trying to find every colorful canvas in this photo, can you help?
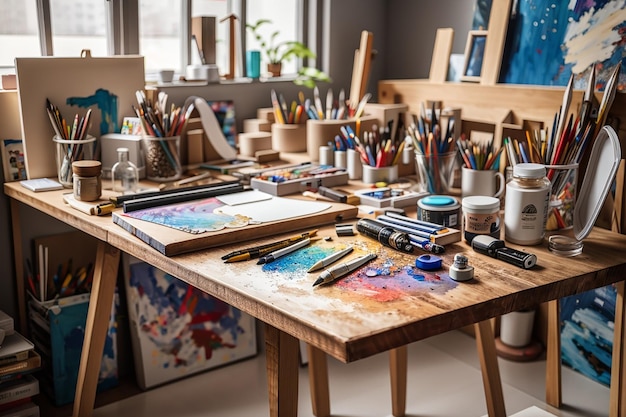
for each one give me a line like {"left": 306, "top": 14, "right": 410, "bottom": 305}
{"left": 122, "top": 197, "right": 243, "bottom": 234}
{"left": 120, "top": 193, "right": 332, "bottom": 235}
{"left": 560, "top": 284, "right": 616, "bottom": 386}
{"left": 124, "top": 256, "right": 257, "bottom": 389}
{"left": 500, "top": 0, "right": 626, "bottom": 88}
{"left": 1, "top": 139, "right": 27, "bottom": 181}
{"left": 207, "top": 100, "right": 237, "bottom": 147}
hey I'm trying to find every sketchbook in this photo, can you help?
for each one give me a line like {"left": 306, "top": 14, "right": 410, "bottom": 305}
{"left": 112, "top": 193, "right": 358, "bottom": 256}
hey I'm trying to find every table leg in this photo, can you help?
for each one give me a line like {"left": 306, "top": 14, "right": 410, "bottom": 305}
{"left": 610, "top": 281, "right": 625, "bottom": 417}
{"left": 265, "top": 324, "right": 300, "bottom": 417}
{"left": 9, "top": 199, "right": 27, "bottom": 335}
{"left": 546, "top": 299, "right": 562, "bottom": 408}
{"left": 475, "top": 319, "right": 506, "bottom": 417}
{"left": 307, "top": 344, "right": 330, "bottom": 417}
{"left": 390, "top": 345, "right": 407, "bottom": 417}
{"left": 72, "top": 242, "right": 120, "bottom": 417}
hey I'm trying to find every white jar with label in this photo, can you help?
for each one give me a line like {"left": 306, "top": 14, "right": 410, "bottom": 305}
{"left": 505, "top": 163, "right": 550, "bottom": 245}
{"left": 461, "top": 196, "right": 501, "bottom": 244}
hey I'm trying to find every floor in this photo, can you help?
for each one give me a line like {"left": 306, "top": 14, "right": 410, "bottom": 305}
{"left": 86, "top": 329, "right": 610, "bottom": 417}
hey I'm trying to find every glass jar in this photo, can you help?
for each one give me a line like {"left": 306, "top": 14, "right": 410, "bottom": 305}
{"left": 111, "top": 147, "right": 139, "bottom": 195}
{"left": 504, "top": 163, "right": 551, "bottom": 245}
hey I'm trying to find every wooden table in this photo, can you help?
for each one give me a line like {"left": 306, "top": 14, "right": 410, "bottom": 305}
{"left": 6, "top": 181, "right": 626, "bottom": 417}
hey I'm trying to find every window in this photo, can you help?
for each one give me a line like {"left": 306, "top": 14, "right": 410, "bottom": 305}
{"left": 139, "top": 0, "right": 183, "bottom": 73}
{"left": 246, "top": 0, "right": 299, "bottom": 75}
{"left": 50, "top": 0, "right": 108, "bottom": 57}
{"left": 192, "top": 0, "right": 230, "bottom": 76}
{"left": 0, "top": 1, "right": 39, "bottom": 73}
{"left": 0, "top": 0, "right": 314, "bottom": 80}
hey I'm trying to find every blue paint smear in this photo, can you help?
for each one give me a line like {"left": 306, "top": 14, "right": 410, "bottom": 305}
{"left": 67, "top": 88, "right": 119, "bottom": 134}
{"left": 262, "top": 245, "right": 340, "bottom": 276}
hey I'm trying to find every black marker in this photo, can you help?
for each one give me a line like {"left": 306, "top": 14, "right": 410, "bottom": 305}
{"left": 471, "top": 235, "right": 537, "bottom": 269}
{"left": 317, "top": 186, "right": 347, "bottom": 203}
{"left": 356, "top": 218, "right": 414, "bottom": 253}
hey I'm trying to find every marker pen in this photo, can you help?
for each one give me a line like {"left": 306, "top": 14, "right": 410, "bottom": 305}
{"left": 317, "top": 186, "right": 348, "bottom": 203}
{"left": 470, "top": 235, "right": 537, "bottom": 269}
{"left": 356, "top": 218, "right": 414, "bottom": 253}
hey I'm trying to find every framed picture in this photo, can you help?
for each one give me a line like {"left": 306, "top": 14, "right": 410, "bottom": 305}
{"left": 461, "top": 30, "right": 488, "bottom": 82}
{"left": 1, "top": 139, "right": 27, "bottom": 181}
{"left": 123, "top": 255, "right": 258, "bottom": 389}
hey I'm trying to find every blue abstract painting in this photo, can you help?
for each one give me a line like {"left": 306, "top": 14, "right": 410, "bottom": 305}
{"left": 560, "top": 284, "right": 617, "bottom": 386}
{"left": 500, "top": 0, "right": 626, "bottom": 88}
{"left": 124, "top": 257, "right": 257, "bottom": 389}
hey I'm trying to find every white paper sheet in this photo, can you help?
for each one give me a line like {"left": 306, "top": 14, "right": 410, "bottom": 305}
{"left": 217, "top": 196, "right": 331, "bottom": 223}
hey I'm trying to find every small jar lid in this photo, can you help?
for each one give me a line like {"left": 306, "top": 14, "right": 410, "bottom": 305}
{"left": 72, "top": 160, "right": 102, "bottom": 177}
{"left": 419, "top": 195, "right": 458, "bottom": 208}
{"left": 548, "top": 235, "right": 583, "bottom": 257}
{"left": 513, "top": 163, "right": 545, "bottom": 178}
{"left": 462, "top": 196, "right": 500, "bottom": 211}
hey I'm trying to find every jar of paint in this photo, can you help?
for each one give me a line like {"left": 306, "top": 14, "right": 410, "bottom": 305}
{"left": 462, "top": 196, "right": 500, "bottom": 243}
{"left": 417, "top": 195, "right": 460, "bottom": 227}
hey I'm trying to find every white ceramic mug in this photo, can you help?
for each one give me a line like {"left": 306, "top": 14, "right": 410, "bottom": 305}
{"left": 461, "top": 166, "right": 505, "bottom": 198}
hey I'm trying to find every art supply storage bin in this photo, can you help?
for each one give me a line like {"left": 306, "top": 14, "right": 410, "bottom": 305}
{"left": 26, "top": 231, "right": 119, "bottom": 405}
{"left": 28, "top": 293, "right": 119, "bottom": 406}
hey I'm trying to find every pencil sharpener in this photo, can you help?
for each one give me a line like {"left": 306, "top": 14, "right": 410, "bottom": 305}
{"left": 449, "top": 254, "right": 474, "bottom": 282}
{"left": 415, "top": 254, "right": 442, "bottom": 271}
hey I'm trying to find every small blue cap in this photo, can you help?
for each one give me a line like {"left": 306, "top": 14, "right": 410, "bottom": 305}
{"left": 421, "top": 195, "right": 456, "bottom": 207}
{"left": 415, "top": 254, "right": 443, "bottom": 270}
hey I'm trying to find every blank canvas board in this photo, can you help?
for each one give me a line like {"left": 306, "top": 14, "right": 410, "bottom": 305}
{"left": 15, "top": 56, "right": 145, "bottom": 179}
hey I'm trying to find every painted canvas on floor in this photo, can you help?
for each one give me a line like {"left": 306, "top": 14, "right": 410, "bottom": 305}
{"left": 500, "top": 0, "right": 626, "bottom": 88}
{"left": 560, "top": 284, "right": 616, "bottom": 386}
{"left": 123, "top": 256, "right": 257, "bottom": 390}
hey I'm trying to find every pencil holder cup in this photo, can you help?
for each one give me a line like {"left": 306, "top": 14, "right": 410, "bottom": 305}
{"left": 545, "top": 163, "right": 578, "bottom": 231}
{"left": 271, "top": 123, "right": 307, "bottom": 153}
{"left": 362, "top": 164, "right": 398, "bottom": 184}
{"left": 238, "top": 132, "right": 272, "bottom": 157}
{"left": 53, "top": 135, "right": 97, "bottom": 188}
{"left": 306, "top": 116, "right": 377, "bottom": 161}
{"left": 414, "top": 151, "right": 457, "bottom": 195}
{"left": 142, "top": 135, "right": 182, "bottom": 181}
{"left": 461, "top": 166, "right": 505, "bottom": 199}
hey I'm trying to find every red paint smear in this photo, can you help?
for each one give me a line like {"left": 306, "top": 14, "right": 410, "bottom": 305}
{"left": 337, "top": 276, "right": 407, "bottom": 302}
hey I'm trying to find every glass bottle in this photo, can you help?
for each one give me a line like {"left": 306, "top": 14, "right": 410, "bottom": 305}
{"left": 111, "top": 147, "right": 139, "bottom": 195}
{"left": 504, "top": 163, "right": 551, "bottom": 245}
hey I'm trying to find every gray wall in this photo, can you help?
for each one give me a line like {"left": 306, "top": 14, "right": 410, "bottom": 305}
{"left": 0, "top": 0, "right": 478, "bottom": 322}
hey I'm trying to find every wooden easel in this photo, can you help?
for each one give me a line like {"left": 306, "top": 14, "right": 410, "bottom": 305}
{"left": 219, "top": 14, "right": 238, "bottom": 80}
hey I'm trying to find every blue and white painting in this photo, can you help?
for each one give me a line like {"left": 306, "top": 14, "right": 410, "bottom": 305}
{"left": 560, "top": 284, "right": 617, "bottom": 386}
{"left": 500, "top": 0, "right": 626, "bottom": 88}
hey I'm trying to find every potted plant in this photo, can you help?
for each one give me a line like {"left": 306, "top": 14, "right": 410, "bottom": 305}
{"left": 246, "top": 19, "right": 329, "bottom": 85}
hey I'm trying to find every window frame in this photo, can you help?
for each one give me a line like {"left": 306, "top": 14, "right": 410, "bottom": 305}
{"left": 27, "top": 0, "right": 322, "bottom": 81}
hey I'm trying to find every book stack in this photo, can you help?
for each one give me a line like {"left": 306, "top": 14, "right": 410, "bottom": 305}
{"left": 0, "top": 310, "right": 40, "bottom": 417}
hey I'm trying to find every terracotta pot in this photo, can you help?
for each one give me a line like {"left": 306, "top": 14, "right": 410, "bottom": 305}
{"left": 267, "top": 62, "right": 282, "bottom": 77}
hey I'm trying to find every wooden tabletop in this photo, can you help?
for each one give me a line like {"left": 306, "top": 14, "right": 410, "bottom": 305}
{"left": 8, "top": 180, "right": 626, "bottom": 364}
